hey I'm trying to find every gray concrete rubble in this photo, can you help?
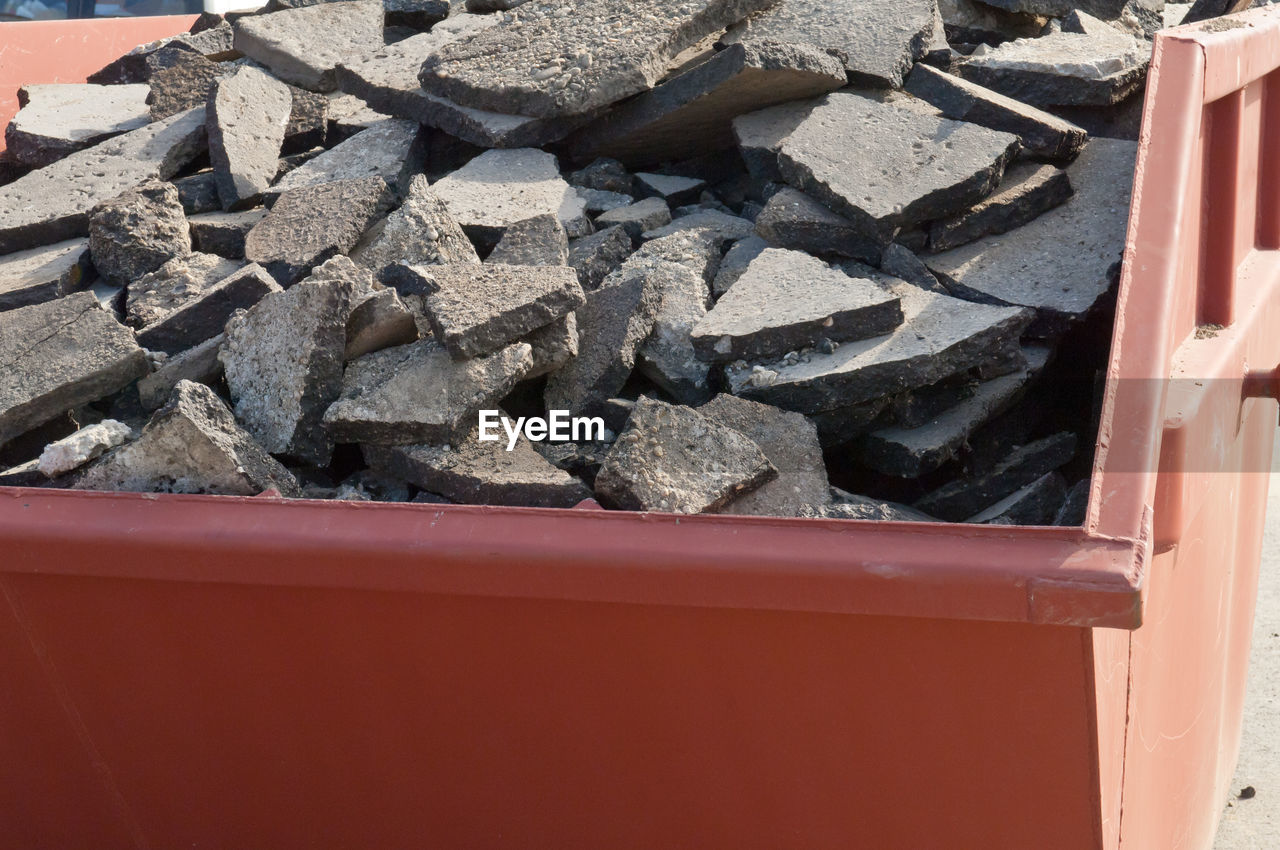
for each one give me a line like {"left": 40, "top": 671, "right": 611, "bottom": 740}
{"left": 711, "top": 233, "right": 767, "bottom": 297}
{"left": 732, "top": 98, "right": 819, "bottom": 182}
{"left": 753, "top": 187, "right": 883, "bottom": 263}
{"left": 965, "top": 470, "right": 1067, "bottom": 525}
{"left": 188, "top": 209, "right": 268, "bottom": 259}
{"left": 206, "top": 65, "right": 293, "bottom": 210}
{"left": 38, "top": 419, "right": 133, "bottom": 478}
{"left": 75, "top": 380, "right": 300, "bottom": 497}
{"left": 579, "top": 189, "right": 634, "bottom": 215}
{"left": 89, "top": 178, "right": 192, "bottom": 286}
{"left": 5, "top": 84, "right": 151, "bottom": 169}
{"left": 324, "top": 339, "right": 531, "bottom": 445}
{"left": 634, "top": 173, "right": 708, "bottom": 208}
{"left": 927, "top": 161, "right": 1073, "bottom": 252}
{"left": 914, "top": 430, "right": 1077, "bottom": 520}
{"left": 267, "top": 118, "right": 424, "bottom": 200}
{"left": 568, "top": 226, "right": 634, "bottom": 290}
{"left": 146, "top": 52, "right": 227, "bottom": 120}
{"left": 0, "top": 292, "right": 149, "bottom": 445}
{"left": 0, "top": 239, "right": 93, "bottom": 313}
{"left": 283, "top": 86, "right": 329, "bottom": 150}
{"left": 524, "top": 313, "right": 578, "bottom": 378}
{"left": 635, "top": 260, "right": 715, "bottom": 405}
{"left": 596, "top": 198, "right": 672, "bottom": 244}
{"left": 174, "top": 171, "right": 221, "bottom": 215}
{"left": 326, "top": 93, "right": 389, "bottom": 142}
{"left": 137, "top": 333, "right": 226, "bottom": 410}
{"left": 233, "top": 0, "right": 385, "bottom": 92}
{"left": 802, "top": 492, "right": 938, "bottom": 522}
{"left": 878, "top": 242, "right": 947, "bottom": 294}
{"left": 568, "top": 157, "right": 633, "bottom": 194}
{"left": 125, "top": 251, "right": 241, "bottom": 328}
{"left": 136, "top": 262, "right": 282, "bottom": 355}
{"left": 350, "top": 174, "right": 479, "bottom": 280}
{"left": 346, "top": 288, "right": 419, "bottom": 361}
{"left": 642, "top": 209, "right": 753, "bottom": 242}
{"left": 418, "top": 0, "right": 777, "bottom": 119}
{"left": 485, "top": 215, "right": 569, "bottom": 266}
{"left": 595, "top": 397, "right": 777, "bottom": 514}
{"left": 692, "top": 248, "right": 903, "bottom": 364}
{"left": 633, "top": 230, "right": 725, "bottom": 284}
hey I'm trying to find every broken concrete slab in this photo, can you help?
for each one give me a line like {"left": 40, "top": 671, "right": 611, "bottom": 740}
{"left": 485, "top": 214, "right": 569, "bottom": 266}
{"left": 136, "top": 263, "right": 282, "bottom": 355}
{"left": 324, "top": 338, "right": 531, "bottom": 444}
{"left": 418, "top": 0, "right": 776, "bottom": 119}
{"left": 350, "top": 174, "right": 479, "bottom": 281}
{"left": 569, "top": 40, "right": 846, "bottom": 166}
{"left": 188, "top": 209, "right": 268, "bottom": 259}
{"left": 594, "top": 397, "right": 776, "bottom": 513}
{"left": 711, "top": 233, "right": 767, "bottom": 296}
{"left": 914, "top": 430, "right": 1077, "bottom": 520}
{"left": 146, "top": 51, "right": 226, "bottom": 121}
{"left": 926, "top": 138, "right": 1136, "bottom": 335}
{"left": 693, "top": 248, "right": 903, "bottom": 363}
{"left": 698, "top": 393, "right": 828, "bottom": 517}
{"left": 38, "top": 419, "right": 133, "bottom": 478}
{"left": 928, "top": 161, "right": 1073, "bottom": 251}
{"left": 5, "top": 84, "right": 151, "bottom": 169}
{"left": 722, "top": 0, "right": 937, "bottom": 88}
{"left": 0, "top": 292, "right": 149, "bottom": 445}
{"left": 524, "top": 313, "right": 577, "bottom": 378}
{"left": 642, "top": 208, "right": 754, "bottom": 242}
{"left": 753, "top": 187, "right": 882, "bottom": 263}
{"left": 635, "top": 260, "right": 715, "bottom": 405}
{"left": 568, "top": 225, "right": 633, "bottom": 290}
{"left": 904, "top": 63, "right": 1089, "bottom": 162}
{"left": 0, "top": 108, "right": 207, "bottom": 255}
{"left": 76, "top": 380, "right": 301, "bottom": 496}
{"left": 245, "top": 175, "right": 395, "bottom": 285}
{"left": 0, "top": 239, "right": 93, "bottom": 312}
{"left": 732, "top": 98, "right": 819, "bottom": 182}
{"left": 89, "top": 178, "right": 193, "bottom": 286}
{"left": 207, "top": 65, "right": 293, "bottom": 210}
{"left": 125, "top": 252, "right": 242, "bottom": 329}
{"left": 596, "top": 198, "right": 672, "bottom": 244}
{"left": 233, "top": 0, "right": 385, "bottom": 91}
{"left": 137, "top": 333, "right": 225, "bottom": 410}
{"left": 220, "top": 257, "right": 359, "bottom": 464}
{"left": 726, "top": 280, "right": 1033, "bottom": 413}
{"left": 267, "top": 118, "right": 424, "bottom": 200}
{"left": 773, "top": 92, "right": 1021, "bottom": 245}
{"left": 346, "top": 287, "right": 418, "bottom": 360}
{"left": 965, "top": 470, "right": 1067, "bottom": 525}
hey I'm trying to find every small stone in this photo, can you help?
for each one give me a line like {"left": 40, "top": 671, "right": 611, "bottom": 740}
{"left": 879, "top": 242, "right": 947, "bottom": 293}
{"left": 596, "top": 197, "right": 672, "bottom": 244}
{"left": 692, "top": 248, "right": 903, "bottom": 363}
{"left": 567, "top": 158, "right": 633, "bottom": 194}
{"left": 233, "top": 0, "right": 385, "bottom": 92}
{"left": 595, "top": 397, "right": 776, "bottom": 514}
{"left": 928, "top": 161, "right": 1073, "bottom": 252}
{"left": 75, "top": 380, "right": 300, "bottom": 497}
{"left": 207, "top": 65, "right": 293, "bottom": 210}
{"left": 485, "top": 214, "right": 569, "bottom": 266}
{"left": 0, "top": 239, "right": 93, "bottom": 313}
{"left": 1054, "top": 478, "right": 1091, "bottom": 525}
{"left": 125, "top": 252, "right": 242, "bottom": 329}
{"left": 267, "top": 118, "right": 424, "bottom": 200}
{"left": 5, "top": 84, "right": 151, "bottom": 169}
{"left": 173, "top": 172, "right": 222, "bottom": 215}
{"left": 635, "top": 260, "right": 715, "bottom": 405}
{"left": 188, "top": 209, "right": 268, "bottom": 259}
{"left": 914, "top": 431, "right": 1077, "bottom": 521}
{"left": 753, "top": 187, "right": 882, "bottom": 264}
{"left": 966, "top": 471, "right": 1068, "bottom": 525}
{"left": 567, "top": 225, "right": 634, "bottom": 290}
{"left": 524, "top": 313, "right": 578, "bottom": 378}
{"left": 324, "top": 339, "right": 531, "bottom": 444}
{"left": 38, "top": 419, "right": 133, "bottom": 477}
{"left": 346, "top": 287, "right": 419, "bottom": 360}
{"left": 136, "top": 262, "right": 282, "bottom": 355}
{"left": 711, "top": 233, "right": 767, "bottom": 297}
{"left": 245, "top": 176, "right": 394, "bottom": 285}
{"left": 89, "top": 178, "right": 192, "bottom": 286}
{"left": 634, "top": 173, "right": 708, "bottom": 208}
{"left": 137, "top": 333, "right": 226, "bottom": 410}
{"left": 146, "top": 51, "right": 226, "bottom": 121}
{"left": 803, "top": 491, "right": 937, "bottom": 522}
{"left": 0, "top": 292, "right": 149, "bottom": 445}
{"left": 351, "top": 173, "right": 480, "bottom": 281}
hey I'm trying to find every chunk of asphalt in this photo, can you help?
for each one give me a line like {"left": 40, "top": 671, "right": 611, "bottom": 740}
{"left": 928, "top": 161, "right": 1073, "bottom": 252}
{"left": 965, "top": 470, "right": 1068, "bottom": 525}
{"left": 0, "top": 292, "right": 149, "bottom": 445}
{"left": 569, "top": 41, "right": 846, "bottom": 166}
{"left": 324, "top": 338, "right": 531, "bottom": 445}
{"left": 926, "top": 138, "right": 1136, "bottom": 336}
{"left": 978, "top": 0, "right": 1127, "bottom": 19}
{"left": 939, "top": 0, "right": 1057, "bottom": 44}
{"left": 326, "top": 92, "right": 389, "bottom": 143}
{"left": 188, "top": 209, "right": 268, "bottom": 259}
{"left": 418, "top": 0, "right": 776, "bottom": 119}
{"left": 232, "top": 0, "right": 385, "bottom": 92}
{"left": 0, "top": 109, "right": 207, "bottom": 255}
{"left": 38, "top": 419, "right": 133, "bottom": 478}
{"left": 0, "top": 239, "right": 93, "bottom": 312}
{"left": 698, "top": 393, "right": 828, "bottom": 517}
{"left": 577, "top": 189, "right": 633, "bottom": 216}
{"left": 76, "top": 380, "right": 300, "bottom": 496}
{"left": 953, "top": 25, "right": 1149, "bottom": 108}
{"left": 731, "top": 98, "right": 819, "bottom": 182}
{"left": 773, "top": 92, "right": 1020, "bottom": 245}
{"left": 914, "top": 431, "right": 1077, "bottom": 521}
{"left": 1054, "top": 478, "right": 1091, "bottom": 525}
{"left": 363, "top": 427, "right": 592, "bottom": 507}
{"left": 350, "top": 173, "right": 480, "bottom": 281}
{"left": 722, "top": 0, "right": 937, "bottom": 88}
{"left": 485, "top": 214, "right": 569, "bottom": 266}
{"left": 692, "top": 248, "right": 903, "bottom": 364}
{"left": 595, "top": 397, "right": 777, "bottom": 514}
{"left": 266, "top": 118, "right": 424, "bottom": 201}
{"left": 146, "top": 51, "right": 227, "bottom": 120}
{"left": 878, "top": 242, "right": 947, "bottom": 294}
{"left": 206, "top": 65, "right": 293, "bottom": 210}
{"left": 244, "top": 175, "right": 394, "bottom": 285}
{"left": 125, "top": 251, "right": 241, "bottom": 328}
{"left": 283, "top": 86, "right": 329, "bottom": 151}
{"left": 174, "top": 172, "right": 222, "bottom": 215}
{"left": 635, "top": 259, "right": 715, "bottom": 405}
{"left": 634, "top": 173, "right": 708, "bottom": 208}
{"left": 404, "top": 263, "right": 585, "bottom": 359}
{"left": 220, "top": 256, "right": 360, "bottom": 464}
{"left": 753, "top": 186, "right": 883, "bottom": 263}
{"left": 136, "top": 263, "right": 282, "bottom": 355}
{"left": 5, "top": 84, "right": 151, "bottom": 169}
{"left": 904, "top": 63, "right": 1088, "bottom": 162}
{"left": 345, "top": 287, "right": 418, "bottom": 361}
{"left": 524, "top": 313, "right": 577, "bottom": 378}
{"left": 711, "top": 233, "right": 767, "bottom": 297}
{"left": 596, "top": 198, "right": 672, "bottom": 244}
{"left": 567, "top": 157, "right": 634, "bottom": 194}
{"left": 568, "top": 225, "right": 634, "bottom": 290}
{"left": 726, "top": 280, "right": 1033, "bottom": 413}
{"left": 87, "top": 38, "right": 219, "bottom": 87}
{"left": 430, "top": 148, "right": 588, "bottom": 251}
{"left": 802, "top": 491, "right": 937, "bottom": 522}
{"left": 89, "top": 178, "right": 193, "bottom": 286}
{"left": 642, "top": 209, "right": 753, "bottom": 242}
{"left": 137, "top": 333, "right": 226, "bottom": 410}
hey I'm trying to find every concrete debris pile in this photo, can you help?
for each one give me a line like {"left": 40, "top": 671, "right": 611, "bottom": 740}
{"left": 0, "top": 0, "right": 1230, "bottom": 523}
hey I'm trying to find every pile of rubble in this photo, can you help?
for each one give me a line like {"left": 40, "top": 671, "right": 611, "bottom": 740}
{"left": 0, "top": 0, "right": 1247, "bottom": 522}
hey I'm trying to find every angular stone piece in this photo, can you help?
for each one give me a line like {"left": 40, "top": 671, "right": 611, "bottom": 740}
{"left": 928, "top": 161, "right": 1073, "bottom": 252}
{"left": 578, "top": 189, "right": 634, "bottom": 216}
{"left": 568, "top": 225, "right": 633, "bottom": 290}
{"left": 267, "top": 118, "right": 423, "bottom": 200}
{"left": 568, "top": 158, "right": 633, "bottom": 194}
{"left": 643, "top": 209, "right": 754, "bottom": 242}
{"left": 711, "top": 233, "right": 767, "bottom": 297}
{"left": 0, "top": 109, "right": 207, "bottom": 255}
{"left": 0, "top": 239, "right": 93, "bottom": 313}
{"left": 570, "top": 41, "right": 846, "bottom": 166}
{"left": 219, "top": 257, "right": 360, "bottom": 464}
{"left": 38, "top": 419, "right": 133, "bottom": 478}
{"left": 914, "top": 431, "right": 1077, "bottom": 521}
{"left": 137, "top": 263, "right": 282, "bottom": 355}
{"left": 326, "top": 93, "right": 389, "bottom": 143}
{"left": 233, "top": 0, "right": 385, "bottom": 92}
{"left": 207, "top": 65, "right": 293, "bottom": 210}
{"left": 927, "top": 138, "right": 1136, "bottom": 335}
{"left": 966, "top": 471, "right": 1067, "bottom": 525}
{"left": 634, "top": 173, "right": 708, "bottom": 208}
{"left": 774, "top": 92, "right": 1021, "bottom": 245}
{"left": 87, "top": 39, "right": 210, "bottom": 87}
{"left": 939, "top": 0, "right": 1050, "bottom": 43}
{"left": 753, "top": 187, "right": 882, "bottom": 263}
{"left": 595, "top": 397, "right": 776, "bottom": 513}
{"left": 405, "top": 263, "right": 586, "bottom": 358}
{"left": 189, "top": 209, "right": 268, "bottom": 259}
{"left": 137, "top": 333, "right": 226, "bottom": 410}
{"left": 173, "top": 171, "right": 221, "bottom": 215}
{"left": 418, "top": 0, "right": 775, "bottom": 120}
{"left": 879, "top": 242, "right": 947, "bottom": 294}
{"left": 802, "top": 491, "right": 937, "bottom": 522}
{"left": 76, "top": 380, "right": 300, "bottom": 497}
{"left": 698, "top": 393, "right": 828, "bottom": 517}
{"left": 727, "top": 281, "right": 1034, "bottom": 413}
{"left": 904, "top": 63, "right": 1089, "bottom": 163}
{"left": 346, "top": 288, "right": 419, "bottom": 361}
{"left": 732, "top": 98, "right": 819, "bottom": 182}
{"left": 485, "top": 214, "right": 569, "bottom": 266}
{"left": 633, "top": 229, "right": 725, "bottom": 285}
{"left": 245, "top": 176, "right": 394, "bottom": 285}
{"left": 635, "top": 260, "right": 715, "bottom": 405}
{"left": 723, "top": 0, "right": 937, "bottom": 87}
{"left": 283, "top": 86, "right": 329, "bottom": 151}
{"left": 524, "top": 313, "right": 578, "bottom": 378}
{"left": 146, "top": 51, "right": 226, "bottom": 121}
{"left": 89, "top": 178, "right": 192, "bottom": 286}
{"left": 0, "top": 292, "right": 149, "bottom": 445}
{"left": 125, "top": 252, "right": 242, "bottom": 329}
{"left": 596, "top": 198, "right": 672, "bottom": 244}
{"left": 350, "top": 174, "right": 479, "bottom": 281}
{"left": 5, "top": 84, "right": 151, "bottom": 169}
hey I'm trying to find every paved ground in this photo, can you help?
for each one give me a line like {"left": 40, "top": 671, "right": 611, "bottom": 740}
{"left": 1213, "top": 449, "right": 1280, "bottom": 848}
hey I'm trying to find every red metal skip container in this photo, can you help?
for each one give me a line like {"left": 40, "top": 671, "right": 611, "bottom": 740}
{"left": 2, "top": 10, "right": 1279, "bottom": 849}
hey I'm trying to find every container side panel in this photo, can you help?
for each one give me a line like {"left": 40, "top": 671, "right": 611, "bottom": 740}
{"left": 1091, "top": 626, "right": 1131, "bottom": 850}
